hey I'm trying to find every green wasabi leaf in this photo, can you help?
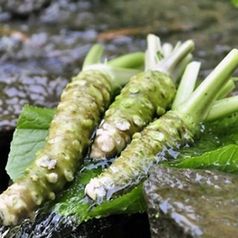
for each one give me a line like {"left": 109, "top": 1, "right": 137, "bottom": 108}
{"left": 17, "top": 105, "right": 55, "bottom": 130}
{"left": 168, "top": 144, "right": 238, "bottom": 173}
{"left": 42, "top": 161, "right": 146, "bottom": 223}
{"left": 6, "top": 129, "right": 47, "bottom": 181}
{"left": 175, "top": 113, "right": 238, "bottom": 159}
{"left": 6, "top": 105, "right": 54, "bottom": 181}
{"left": 86, "top": 184, "right": 146, "bottom": 219}
{"left": 165, "top": 113, "right": 238, "bottom": 172}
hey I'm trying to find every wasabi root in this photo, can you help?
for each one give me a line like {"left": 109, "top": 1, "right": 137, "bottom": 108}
{"left": 0, "top": 70, "right": 113, "bottom": 226}
{"left": 0, "top": 45, "right": 144, "bottom": 226}
{"left": 90, "top": 35, "right": 194, "bottom": 158}
{"left": 85, "top": 49, "right": 238, "bottom": 201}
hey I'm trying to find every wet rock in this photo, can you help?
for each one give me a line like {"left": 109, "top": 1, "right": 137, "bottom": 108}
{"left": 143, "top": 165, "right": 238, "bottom": 238}
{"left": 0, "top": 31, "right": 91, "bottom": 130}
{"left": 0, "top": 0, "right": 51, "bottom": 16}
{"left": 38, "top": 0, "right": 93, "bottom": 26}
{"left": 0, "top": 66, "right": 69, "bottom": 129}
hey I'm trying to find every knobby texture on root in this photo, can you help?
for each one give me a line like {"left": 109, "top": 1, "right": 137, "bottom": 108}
{"left": 85, "top": 110, "right": 199, "bottom": 201}
{"left": 0, "top": 70, "right": 113, "bottom": 226}
{"left": 90, "top": 70, "right": 176, "bottom": 159}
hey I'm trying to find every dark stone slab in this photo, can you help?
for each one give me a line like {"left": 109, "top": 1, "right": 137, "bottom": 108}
{"left": 143, "top": 165, "right": 238, "bottom": 238}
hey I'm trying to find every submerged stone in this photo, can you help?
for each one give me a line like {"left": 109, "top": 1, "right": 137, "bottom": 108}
{"left": 143, "top": 165, "right": 238, "bottom": 238}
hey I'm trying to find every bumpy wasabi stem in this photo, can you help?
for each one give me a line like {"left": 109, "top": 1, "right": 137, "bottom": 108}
{"left": 0, "top": 70, "right": 113, "bottom": 226}
{"left": 90, "top": 35, "right": 194, "bottom": 159}
{"left": 0, "top": 45, "right": 143, "bottom": 226}
{"left": 85, "top": 49, "right": 238, "bottom": 201}
{"left": 90, "top": 70, "right": 176, "bottom": 158}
